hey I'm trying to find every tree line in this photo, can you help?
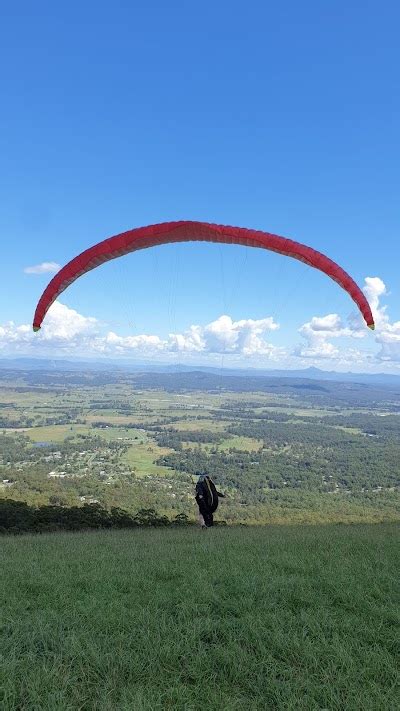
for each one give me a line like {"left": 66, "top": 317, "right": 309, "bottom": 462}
{"left": 0, "top": 498, "right": 195, "bottom": 534}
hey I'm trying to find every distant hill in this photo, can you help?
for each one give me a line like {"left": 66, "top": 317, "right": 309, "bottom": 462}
{"left": 1, "top": 357, "right": 400, "bottom": 385}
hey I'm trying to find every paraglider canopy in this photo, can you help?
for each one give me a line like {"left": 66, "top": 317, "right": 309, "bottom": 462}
{"left": 32, "top": 220, "right": 375, "bottom": 331}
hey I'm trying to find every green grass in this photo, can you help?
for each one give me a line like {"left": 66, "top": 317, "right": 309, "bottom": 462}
{"left": 1, "top": 525, "right": 399, "bottom": 710}
{"left": 26, "top": 425, "right": 92, "bottom": 442}
{"left": 85, "top": 413, "right": 141, "bottom": 424}
{"left": 122, "top": 442, "right": 174, "bottom": 477}
{"left": 173, "top": 419, "right": 226, "bottom": 432}
{"left": 93, "top": 426, "right": 145, "bottom": 442}
{"left": 182, "top": 435, "right": 263, "bottom": 454}
{"left": 217, "top": 435, "right": 263, "bottom": 452}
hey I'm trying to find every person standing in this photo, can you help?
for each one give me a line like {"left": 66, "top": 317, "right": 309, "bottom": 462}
{"left": 195, "top": 474, "right": 225, "bottom": 528}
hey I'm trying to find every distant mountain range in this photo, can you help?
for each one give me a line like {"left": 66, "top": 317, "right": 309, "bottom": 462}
{"left": 1, "top": 357, "right": 400, "bottom": 385}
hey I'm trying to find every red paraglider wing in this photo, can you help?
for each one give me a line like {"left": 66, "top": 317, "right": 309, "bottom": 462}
{"left": 32, "top": 221, "right": 375, "bottom": 331}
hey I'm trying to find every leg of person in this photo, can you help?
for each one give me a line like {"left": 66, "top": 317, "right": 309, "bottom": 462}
{"left": 198, "top": 512, "right": 206, "bottom": 528}
{"left": 204, "top": 512, "right": 214, "bottom": 527}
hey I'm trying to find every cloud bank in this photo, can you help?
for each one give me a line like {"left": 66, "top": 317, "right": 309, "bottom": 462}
{"left": 0, "top": 307, "right": 281, "bottom": 359}
{"left": 1, "top": 277, "right": 399, "bottom": 371}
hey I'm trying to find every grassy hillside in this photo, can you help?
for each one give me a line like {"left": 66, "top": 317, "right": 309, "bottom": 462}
{"left": 1, "top": 525, "right": 399, "bottom": 710}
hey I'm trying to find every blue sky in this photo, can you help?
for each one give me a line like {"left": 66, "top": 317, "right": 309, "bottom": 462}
{"left": 1, "top": 1, "right": 399, "bottom": 370}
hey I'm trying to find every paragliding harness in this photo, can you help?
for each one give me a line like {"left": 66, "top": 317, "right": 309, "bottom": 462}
{"left": 195, "top": 476, "right": 221, "bottom": 527}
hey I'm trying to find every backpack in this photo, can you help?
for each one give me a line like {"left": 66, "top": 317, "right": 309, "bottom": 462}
{"left": 196, "top": 476, "right": 219, "bottom": 513}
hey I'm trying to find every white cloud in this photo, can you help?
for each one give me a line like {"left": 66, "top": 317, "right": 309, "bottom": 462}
{"left": 375, "top": 320, "right": 400, "bottom": 362}
{"left": 39, "top": 302, "right": 98, "bottom": 342}
{"left": 167, "top": 325, "right": 205, "bottom": 353}
{"left": 0, "top": 323, "right": 32, "bottom": 350}
{"left": 364, "top": 277, "right": 387, "bottom": 319}
{"left": 362, "top": 277, "right": 400, "bottom": 362}
{"left": 24, "top": 262, "right": 61, "bottom": 275}
{"left": 0, "top": 302, "right": 98, "bottom": 354}
{"left": 167, "top": 315, "right": 280, "bottom": 356}
{"left": 96, "top": 331, "right": 165, "bottom": 354}
{"left": 94, "top": 314, "right": 282, "bottom": 358}
{"left": 296, "top": 276, "right": 400, "bottom": 366}
{"left": 296, "top": 313, "right": 364, "bottom": 359}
